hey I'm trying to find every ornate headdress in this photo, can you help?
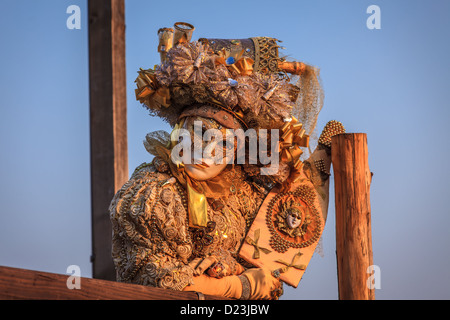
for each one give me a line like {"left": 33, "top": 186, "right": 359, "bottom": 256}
{"left": 135, "top": 22, "right": 325, "bottom": 170}
{"left": 133, "top": 23, "right": 346, "bottom": 235}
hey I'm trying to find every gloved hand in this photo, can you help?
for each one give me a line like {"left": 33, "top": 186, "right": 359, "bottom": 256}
{"left": 240, "top": 267, "right": 282, "bottom": 300}
{"left": 183, "top": 274, "right": 243, "bottom": 299}
{"left": 184, "top": 255, "right": 246, "bottom": 299}
{"left": 183, "top": 267, "right": 282, "bottom": 300}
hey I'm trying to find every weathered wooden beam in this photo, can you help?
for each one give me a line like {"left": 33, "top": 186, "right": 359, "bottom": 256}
{"left": 331, "top": 133, "right": 374, "bottom": 300}
{"left": 88, "top": 0, "right": 128, "bottom": 281}
{"left": 0, "top": 266, "right": 226, "bottom": 300}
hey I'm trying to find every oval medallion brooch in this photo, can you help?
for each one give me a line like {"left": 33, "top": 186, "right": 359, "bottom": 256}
{"left": 266, "top": 185, "right": 323, "bottom": 253}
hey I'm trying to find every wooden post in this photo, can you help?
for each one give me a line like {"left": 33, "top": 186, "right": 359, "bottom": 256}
{"left": 88, "top": 0, "right": 128, "bottom": 281}
{"left": 331, "top": 133, "right": 374, "bottom": 300}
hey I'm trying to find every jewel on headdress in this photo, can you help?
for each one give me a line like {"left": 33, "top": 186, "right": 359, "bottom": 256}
{"left": 228, "top": 78, "right": 238, "bottom": 87}
{"left": 226, "top": 56, "right": 236, "bottom": 65}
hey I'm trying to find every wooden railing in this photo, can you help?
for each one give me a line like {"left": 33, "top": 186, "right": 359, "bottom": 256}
{"left": 0, "top": 266, "right": 225, "bottom": 300}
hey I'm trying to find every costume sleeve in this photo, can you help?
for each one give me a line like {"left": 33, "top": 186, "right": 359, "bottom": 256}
{"left": 109, "top": 164, "right": 195, "bottom": 291}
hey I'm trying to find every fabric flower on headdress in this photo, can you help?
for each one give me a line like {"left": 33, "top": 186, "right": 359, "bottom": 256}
{"left": 208, "top": 49, "right": 254, "bottom": 109}
{"left": 161, "top": 41, "right": 218, "bottom": 85}
{"left": 237, "top": 73, "right": 296, "bottom": 120}
{"left": 233, "top": 74, "right": 265, "bottom": 116}
{"left": 208, "top": 76, "right": 244, "bottom": 109}
{"left": 264, "top": 80, "right": 300, "bottom": 121}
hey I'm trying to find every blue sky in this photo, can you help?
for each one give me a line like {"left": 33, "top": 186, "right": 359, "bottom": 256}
{"left": 1, "top": 0, "right": 450, "bottom": 299}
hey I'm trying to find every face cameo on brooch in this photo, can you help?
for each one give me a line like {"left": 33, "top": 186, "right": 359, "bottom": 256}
{"left": 267, "top": 185, "right": 322, "bottom": 253}
{"left": 275, "top": 200, "right": 310, "bottom": 238}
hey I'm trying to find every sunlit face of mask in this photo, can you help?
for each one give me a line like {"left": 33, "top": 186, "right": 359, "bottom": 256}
{"left": 180, "top": 116, "right": 236, "bottom": 181}
{"left": 286, "top": 209, "right": 302, "bottom": 229}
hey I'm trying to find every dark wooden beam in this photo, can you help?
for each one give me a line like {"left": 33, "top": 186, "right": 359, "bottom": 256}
{"left": 332, "top": 133, "right": 374, "bottom": 300}
{"left": 88, "top": 0, "right": 128, "bottom": 281}
{"left": 0, "top": 266, "right": 226, "bottom": 300}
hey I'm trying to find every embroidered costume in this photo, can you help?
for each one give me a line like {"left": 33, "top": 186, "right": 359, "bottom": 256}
{"left": 110, "top": 22, "right": 344, "bottom": 299}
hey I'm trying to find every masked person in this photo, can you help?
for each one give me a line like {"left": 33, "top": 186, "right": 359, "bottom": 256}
{"left": 109, "top": 25, "right": 344, "bottom": 300}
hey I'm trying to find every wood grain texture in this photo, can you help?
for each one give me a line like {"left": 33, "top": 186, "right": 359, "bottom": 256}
{"left": 0, "top": 266, "right": 226, "bottom": 300}
{"left": 331, "top": 133, "right": 374, "bottom": 300}
{"left": 88, "top": 0, "right": 128, "bottom": 281}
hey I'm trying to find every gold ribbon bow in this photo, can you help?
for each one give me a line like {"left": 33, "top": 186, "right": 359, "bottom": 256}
{"left": 274, "top": 250, "right": 306, "bottom": 274}
{"left": 279, "top": 116, "right": 310, "bottom": 170}
{"left": 216, "top": 48, "right": 254, "bottom": 76}
{"left": 135, "top": 68, "right": 170, "bottom": 110}
{"left": 245, "top": 229, "right": 272, "bottom": 259}
{"left": 229, "top": 57, "right": 254, "bottom": 76}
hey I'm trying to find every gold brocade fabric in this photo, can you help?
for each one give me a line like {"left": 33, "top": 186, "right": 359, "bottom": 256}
{"left": 109, "top": 163, "right": 265, "bottom": 290}
{"left": 118, "top": 23, "right": 335, "bottom": 296}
